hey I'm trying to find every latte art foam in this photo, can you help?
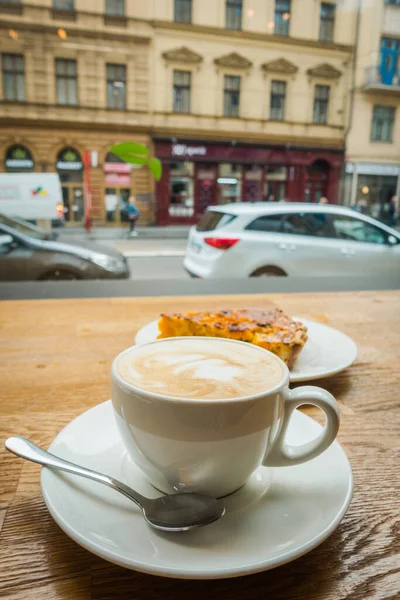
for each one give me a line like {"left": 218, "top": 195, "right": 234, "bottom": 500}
{"left": 117, "top": 339, "right": 284, "bottom": 399}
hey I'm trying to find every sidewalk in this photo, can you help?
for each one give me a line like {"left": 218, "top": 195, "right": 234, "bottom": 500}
{"left": 57, "top": 225, "right": 191, "bottom": 242}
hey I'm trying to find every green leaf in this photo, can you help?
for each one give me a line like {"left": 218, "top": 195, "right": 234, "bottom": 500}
{"left": 109, "top": 142, "right": 149, "bottom": 163}
{"left": 148, "top": 157, "right": 162, "bottom": 181}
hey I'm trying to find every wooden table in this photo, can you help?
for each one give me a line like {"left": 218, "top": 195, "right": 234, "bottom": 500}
{"left": 1, "top": 292, "right": 399, "bottom": 600}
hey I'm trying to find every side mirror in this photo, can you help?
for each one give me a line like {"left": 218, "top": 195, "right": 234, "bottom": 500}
{"left": 388, "top": 235, "right": 398, "bottom": 246}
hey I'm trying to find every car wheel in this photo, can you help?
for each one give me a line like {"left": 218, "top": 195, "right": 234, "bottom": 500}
{"left": 39, "top": 269, "right": 80, "bottom": 280}
{"left": 250, "top": 266, "right": 287, "bottom": 277}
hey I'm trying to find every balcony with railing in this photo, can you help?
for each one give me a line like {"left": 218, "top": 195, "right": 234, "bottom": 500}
{"left": 362, "top": 66, "right": 400, "bottom": 94}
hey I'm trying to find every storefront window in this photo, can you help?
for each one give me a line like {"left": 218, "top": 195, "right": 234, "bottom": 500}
{"left": 356, "top": 174, "right": 397, "bottom": 222}
{"left": 169, "top": 161, "right": 194, "bottom": 217}
{"left": 218, "top": 163, "right": 242, "bottom": 204}
{"left": 56, "top": 147, "right": 84, "bottom": 223}
{"left": 104, "top": 152, "right": 132, "bottom": 222}
{"left": 264, "top": 166, "right": 287, "bottom": 201}
{"left": 105, "top": 188, "right": 131, "bottom": 222}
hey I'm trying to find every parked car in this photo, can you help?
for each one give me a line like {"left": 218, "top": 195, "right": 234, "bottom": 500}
{"left": 184, "top": 203, "right": 400, "bottom": 278}
{"left": 0, "top": 214, "right": 59, "bottom": 241}
{"left": 0, "top": 220, "right": 129, "bottom": 281}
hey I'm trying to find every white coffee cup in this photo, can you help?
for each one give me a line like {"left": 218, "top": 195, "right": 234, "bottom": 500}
{"left": 111, "top": 337, "right": 340, "bottom": 498}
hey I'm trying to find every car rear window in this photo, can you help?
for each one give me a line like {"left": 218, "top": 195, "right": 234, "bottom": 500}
{"left": 245, "top": 214, "right": 284, "bottom": 232}
{"left": 196, "top": 211, "right": 236, "bottom": 232}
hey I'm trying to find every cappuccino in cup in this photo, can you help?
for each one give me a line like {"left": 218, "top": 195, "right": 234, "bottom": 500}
{"left": 112, "top": 337, "right": 339, "bottom": 497}
{"left": 117, "top": 338, "right": 284, "bottom": 400}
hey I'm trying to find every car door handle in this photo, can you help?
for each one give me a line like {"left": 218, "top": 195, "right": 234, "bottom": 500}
{"left": 341, "top": 247, "right": 355, "bottom": 256}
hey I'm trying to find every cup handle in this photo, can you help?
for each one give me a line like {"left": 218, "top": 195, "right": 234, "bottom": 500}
{"left": 263, "top": 386, "right": 340, "bottom": 467}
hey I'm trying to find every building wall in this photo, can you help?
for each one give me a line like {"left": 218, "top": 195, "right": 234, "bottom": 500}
{"left": 344, "top": 0, "right": 400, "bottom": 211}
{"left": 346, "top": 1, "right": 400, "bottom": 162}
{"left": 151, "top": 0, "right": 355, "bottom": 149}
{"left": 0, "top": 0, "right": 363, "bottom": 225}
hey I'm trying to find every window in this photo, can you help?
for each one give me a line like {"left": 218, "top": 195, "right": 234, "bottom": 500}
{"left": 173, "top": 70, "right": 191, "bottom": 113}
{"left": 270, "top": 81, "right": 286, "bottom": 121}
{"left": 246, "top": 215, "right": 285, "bottom": 232}
{"left": 371, "top": 106, "right": 395, "bottom": 142}
{"left": 54, "top": 0, "right": 74, "bottom": 9}
{"left": 107, "top": 64, "right": 126, "bottom": 109}
{"left": 226, "top": 0, "right": 242, "bottom": 30}
{"left": 319, "top": 3, "right": 335, "bottom": 42}
{"left": 55, "top": 59, "right": 78, "bottom": 105}
{"left": 169, "top": 162, "right": 194, "bottom": 217}
{"left": 2, "top": 54, "right": 25, "bottom": 101}
{"left": 385, "top": 0, "right": 400, "bottom": 5}
{"left": 313, "top": 85, "right": 329, "bottom": 124}
{"left": 282, "top": 213, "right": 335, "bottom": 237}
{"left": 174, "top": 0, "right": 191, "bottom": 23}
{"left": 380, "top": 37, "right": 400, "bottom": 85}
{"left": 332, "top": 216, "right": 388, "bottom": 245}
{"left": 105, "top": 0, "right": 124, "bottom": 16}
{"left": 224, "top": 75, "right": 240, "bottom": 117}
{"left": 275, "top": 0, "right": 291, "bottom": 36}
{"left": 196, "top": 212, "right": 236, "bottom": 232}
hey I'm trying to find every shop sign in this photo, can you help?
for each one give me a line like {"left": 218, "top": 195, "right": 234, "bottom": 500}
{"left": 172, "top": 144, "right": 207, "bottom": 157}
{"left": 5, "top": 145, "right": 34, "bottom": 170}
{"left": 104, "top": 162, "right": 131, "bottom": 173}
{"left": 346, "top": 162, "right": 400, "bottom": 176}
{"left": 56, "top": 148, "right": 83, "bottom": 171}
{"left": 105, "top": 173, "right": 131, "bottom": 185}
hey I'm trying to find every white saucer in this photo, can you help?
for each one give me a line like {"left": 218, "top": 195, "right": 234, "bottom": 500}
{"left": 135, "top": 318, "right": 358, "bottom": 382}
{"left": 41, "top": 400, "right": 353, "bottom": 579}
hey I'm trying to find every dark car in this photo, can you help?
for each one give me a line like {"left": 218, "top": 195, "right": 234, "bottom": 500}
{"left": 0, "top": 220, "right": 130, "bottom": 281}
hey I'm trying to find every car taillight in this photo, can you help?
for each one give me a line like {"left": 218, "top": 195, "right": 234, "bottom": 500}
{"left": 56, "top": 203, "right": 63, "bottom": 216}
{"left": 204, "top": 237, "right": 239, "bottom": 250}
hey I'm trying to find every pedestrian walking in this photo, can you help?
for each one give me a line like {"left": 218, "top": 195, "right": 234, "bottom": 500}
{"left": 127, "top": 196, "right": 139, "bottom": 237}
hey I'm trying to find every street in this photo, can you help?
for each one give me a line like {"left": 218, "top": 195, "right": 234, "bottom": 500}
{"left": 107, "top": 238, "right": 189, "bottom": 280}
{"left": 127, "top": 255, "right": 188, "bottom": 280}
{"left": 58, "top": 229, "right": 190, "bottom": 280}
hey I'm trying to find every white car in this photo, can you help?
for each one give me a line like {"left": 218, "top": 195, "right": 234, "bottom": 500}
{"left": 183, "top": 203, "right": 400, "bottom": 278}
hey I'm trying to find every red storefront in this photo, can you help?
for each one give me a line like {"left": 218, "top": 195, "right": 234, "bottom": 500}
{"left": 155, "top": 140, "right": 343, "bottom": 225}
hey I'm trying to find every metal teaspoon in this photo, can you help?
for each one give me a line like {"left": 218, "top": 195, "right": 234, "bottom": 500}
{"left": 5, "top": 436, "right": 225, "bottom": 532}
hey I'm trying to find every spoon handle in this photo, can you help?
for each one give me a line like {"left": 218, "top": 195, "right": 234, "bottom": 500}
{"left": 5, "top": 436, "right": 147, "bottom": 509}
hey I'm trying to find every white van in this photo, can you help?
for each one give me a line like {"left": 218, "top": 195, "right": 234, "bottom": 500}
{"left": 0, "top": 173, "right": 64, "bottom": 223}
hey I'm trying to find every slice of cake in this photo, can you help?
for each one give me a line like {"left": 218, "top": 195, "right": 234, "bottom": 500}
{"left": 158, "top": 308, "right": 308, "bottom": 369}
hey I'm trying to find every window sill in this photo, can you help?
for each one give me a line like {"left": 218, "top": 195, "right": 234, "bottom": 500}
{"left": 106, "top": 106, "right": 127, "bottom": 111}
{"left": 0, "top": 2, "right": 22, "bottom": 15}
{"left": 56, "top": 103, "right": 80, "bottom": 108}
{"left": 172, "top": 110, "right": 191, "bottom": 115}
{"left": 1, "top": 99, "right": 26, "bottom": 104}
{"left": 104, "top": 15, "right": 127, "bottom": 27}
{"left": 370, "top": 139, "right": 393, "bottom": 144}
{"left": 52, "top": 8, "right": 77, "bottom": 21}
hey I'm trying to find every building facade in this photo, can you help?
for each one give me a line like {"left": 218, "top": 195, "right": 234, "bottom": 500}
{"left": 152, "top": 0, "right": 355, "bottom": 224}
{"left": 0, "top": 0, "right": 154, "bottom": 224}
{"left": 343, "top": 0, "right": 400, "bottom": 222}
{"left": 0, "top": 1, "right": 361, "bottom": 226}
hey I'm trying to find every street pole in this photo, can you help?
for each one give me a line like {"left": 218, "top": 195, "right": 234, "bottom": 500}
{"left": 83, "top": 151, "right": 91, "bottom": 233}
